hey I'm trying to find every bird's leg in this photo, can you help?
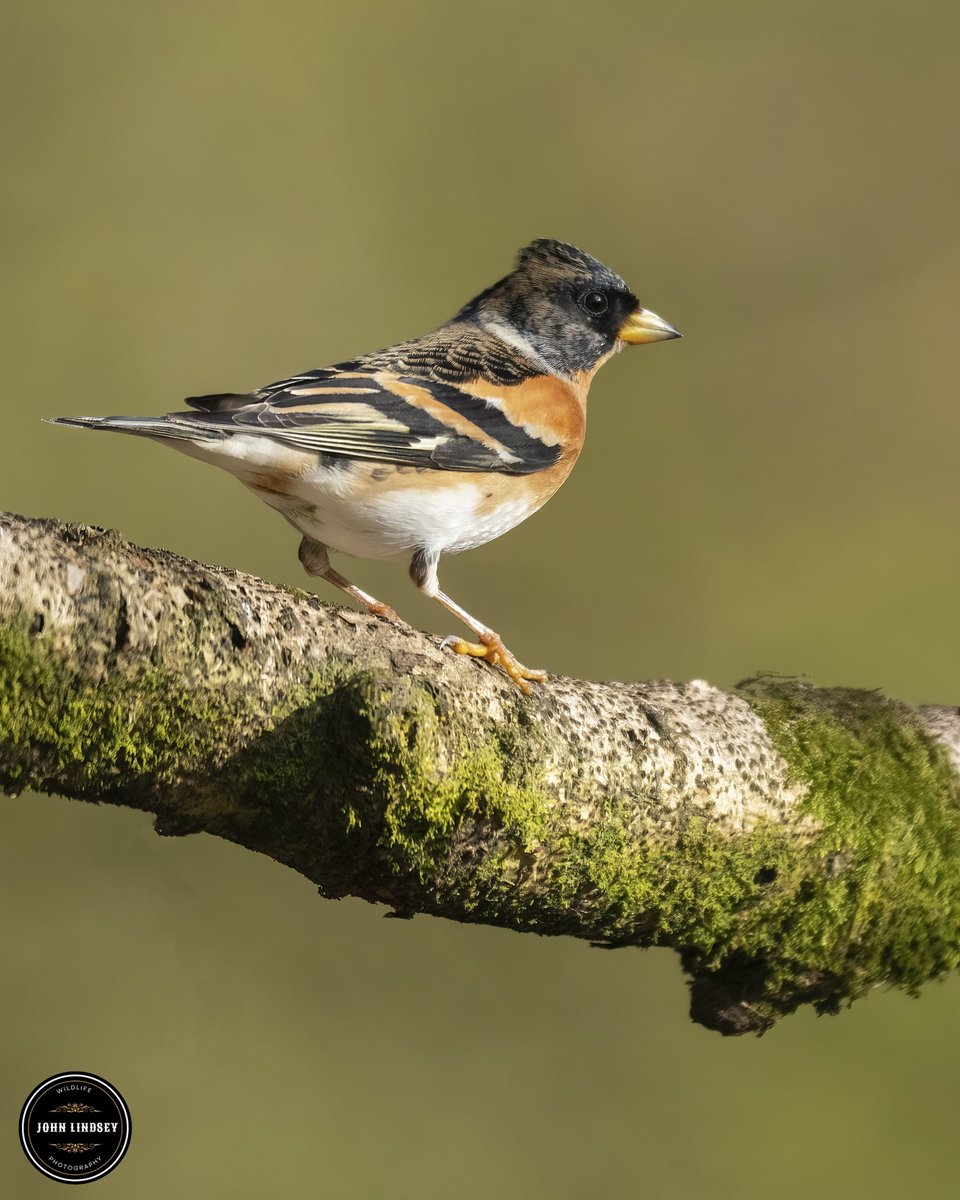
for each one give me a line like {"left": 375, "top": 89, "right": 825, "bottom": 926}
{"left": 409, "top": 550, "right": 547, "bottom": 695}
{"left": 299, "top": 536, "right": 400, "bottom": 622}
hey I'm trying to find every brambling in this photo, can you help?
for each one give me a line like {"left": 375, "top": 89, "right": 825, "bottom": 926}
{"left": 53, "top": 239, "right": 679, "bottom": 693}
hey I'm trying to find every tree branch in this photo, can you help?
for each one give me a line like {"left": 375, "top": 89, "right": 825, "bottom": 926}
{"left": 2, "top": 510, "right": 958, "bottom": 1035}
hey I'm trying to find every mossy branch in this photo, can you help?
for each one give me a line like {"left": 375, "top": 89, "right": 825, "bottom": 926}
{"left": 2, "top": 510, "right": 959, "bottom": 1036}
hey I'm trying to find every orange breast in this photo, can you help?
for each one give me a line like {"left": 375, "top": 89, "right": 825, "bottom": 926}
{"left": 461, "top": 372, "right": 587, "bottom": 505}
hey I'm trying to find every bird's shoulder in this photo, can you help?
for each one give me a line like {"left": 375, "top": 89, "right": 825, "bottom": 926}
{"left": 352, "top": 322, "right": 541, "bottom": 386}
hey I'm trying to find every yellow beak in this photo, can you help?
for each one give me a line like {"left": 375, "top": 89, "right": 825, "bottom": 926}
{"left": 618, "top": 308, "right": 682, "bottom": 344}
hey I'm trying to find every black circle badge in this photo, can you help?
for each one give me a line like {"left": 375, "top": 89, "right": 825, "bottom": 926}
{"left": 19, "top": 1072, "right": 131, "bottom": 1184}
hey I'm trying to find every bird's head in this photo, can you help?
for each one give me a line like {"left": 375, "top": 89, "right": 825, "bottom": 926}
{"left": 455, "top": 238, "right": 680, "bottom": 378}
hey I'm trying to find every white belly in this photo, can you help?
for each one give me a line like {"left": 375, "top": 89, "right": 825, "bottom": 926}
{"left": 254, "top": 467, "right": 538, "bottom": 560}
{"left": 168, "top": 433, "right": 542, "bottom": 561}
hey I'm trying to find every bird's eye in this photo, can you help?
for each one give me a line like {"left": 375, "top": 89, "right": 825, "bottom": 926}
{"left": 580, "top": 291, "right": 608, "bottom": 315}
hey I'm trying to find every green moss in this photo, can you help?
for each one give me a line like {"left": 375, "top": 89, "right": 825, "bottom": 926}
{"left": 0, "top": 621, "right": 228, "bottom": 793}
{"left": 732, "top": 677, "right": 960, "bottom": 1020}
{"left": 198, "top": 669, "right": 559, "bottom": 903}
{"left": 341, "top": 677, "right": 551, "bottom": 889}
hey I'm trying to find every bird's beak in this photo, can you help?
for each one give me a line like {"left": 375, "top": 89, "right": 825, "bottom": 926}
{"left": 618, "top": 308, "right": 682, "bottom": 344}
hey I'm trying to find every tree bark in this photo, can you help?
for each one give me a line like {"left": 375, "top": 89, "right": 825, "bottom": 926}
{"left": 2, "top": 509, "right": 958, "bottom": 1035}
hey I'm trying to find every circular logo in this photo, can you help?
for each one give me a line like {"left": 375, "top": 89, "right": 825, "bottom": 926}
{"left": 19, "top": 1072, "right": 131, "bottom": 1184}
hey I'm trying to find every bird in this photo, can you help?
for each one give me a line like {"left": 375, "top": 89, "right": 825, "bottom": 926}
{"left": 52, "top": 238, "right": 680, "bottom": 693}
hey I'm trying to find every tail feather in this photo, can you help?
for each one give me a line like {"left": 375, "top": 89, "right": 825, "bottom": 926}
{"left": 48, "top": 415, "right": 224, "bottom": 442}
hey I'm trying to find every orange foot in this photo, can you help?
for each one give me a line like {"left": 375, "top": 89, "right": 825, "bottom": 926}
{"left": 444, "top": 631, "right": 547, "bottom": 695}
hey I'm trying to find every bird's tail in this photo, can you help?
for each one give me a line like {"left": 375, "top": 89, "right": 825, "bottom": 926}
{"left": 47, "top": 415, "right": 224, "bottom": 442}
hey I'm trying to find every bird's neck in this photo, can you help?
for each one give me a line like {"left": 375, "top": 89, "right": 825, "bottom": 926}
{"left": 475, "top": 314, "right": 559, "bottom": 378}
{"left": 570, "top": 343, "right": 622, "bottom": 406}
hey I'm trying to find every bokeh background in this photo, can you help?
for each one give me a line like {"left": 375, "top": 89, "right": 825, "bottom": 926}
{"left": 3, "top": 2, "right": 959, "bottom": 1195}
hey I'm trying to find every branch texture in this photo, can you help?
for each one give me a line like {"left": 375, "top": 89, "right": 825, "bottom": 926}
{"left": 2, "top": 510, "right": 958, "bottom": 1035}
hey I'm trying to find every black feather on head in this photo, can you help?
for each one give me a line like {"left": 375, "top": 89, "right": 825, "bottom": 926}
{"left": 455, "top": 239, "right": 640, "bottom": 377}
{"left": 514, "top": 238, "right": 598, "bottom": 272}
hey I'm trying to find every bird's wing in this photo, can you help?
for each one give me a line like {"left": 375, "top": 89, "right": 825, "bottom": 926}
{"left": 180, "top": 361, "right": 563, "bottom": 475}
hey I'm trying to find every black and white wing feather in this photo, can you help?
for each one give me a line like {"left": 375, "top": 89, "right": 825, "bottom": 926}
{"left": 178, "top": 355, "right": 560, "bottom": 475}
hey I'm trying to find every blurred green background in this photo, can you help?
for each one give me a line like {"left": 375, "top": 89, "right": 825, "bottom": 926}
{"left": 3, "top": 2, "right": 959, "bottom": 1195}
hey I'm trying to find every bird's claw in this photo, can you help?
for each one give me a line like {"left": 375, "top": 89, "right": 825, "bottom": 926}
{"left": 442, "top": 631, "right": 547, "bottom": 695}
